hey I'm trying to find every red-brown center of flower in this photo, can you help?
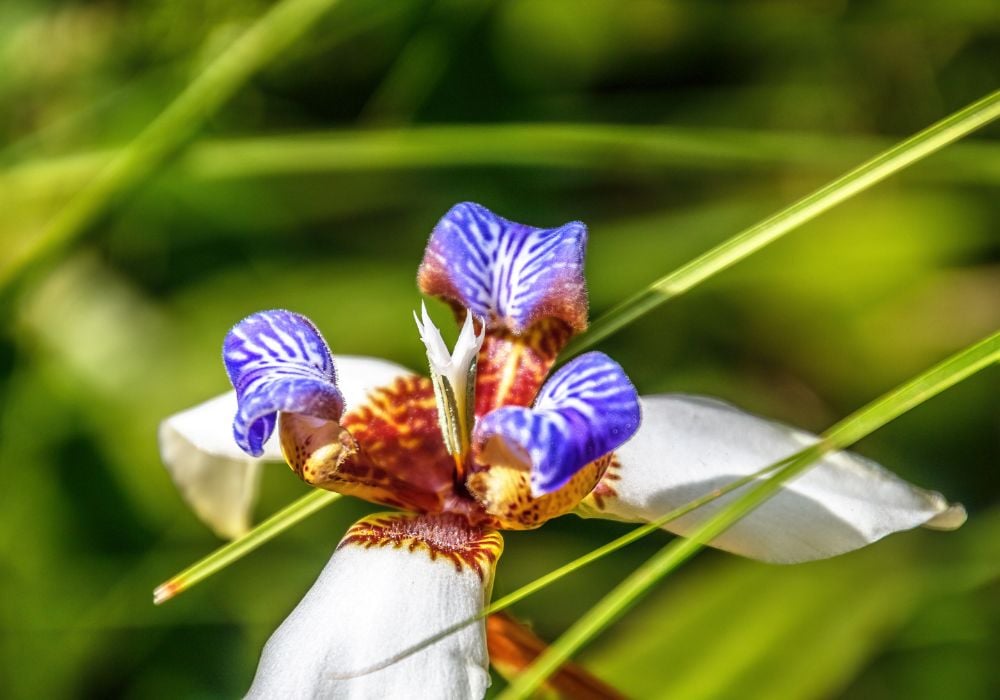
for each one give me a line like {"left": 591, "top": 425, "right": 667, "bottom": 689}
{"left": 279, "top": 317, "right": 610, "bottom": 530}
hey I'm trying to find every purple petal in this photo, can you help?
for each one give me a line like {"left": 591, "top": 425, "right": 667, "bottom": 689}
{"left": 223, "top": 310, "right": 343, "bottom": 457}
{"left": 418, "top": 202, "right": 588, "bottom": 334}
{"left": 473, "top": 352, "right": 641, "bottom": 495}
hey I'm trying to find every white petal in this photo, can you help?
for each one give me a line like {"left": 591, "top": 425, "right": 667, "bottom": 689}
{"left": 159, "top": 356, "right": 412, "bottom": 539}
{"left": 159, "top": 392, "right": 270, "bottom": 539}
{"left": 247, "top": 513, "right": 502, "bottom": 699}
{"left": 578, "top": 395, "right": 966, "bottom": 563}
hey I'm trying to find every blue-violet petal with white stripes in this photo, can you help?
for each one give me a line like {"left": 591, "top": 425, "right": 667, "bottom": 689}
{"left": 418, "top": 202, "right": 588, "bottom": 334}
{"left": 223, "top": 310, "right": 343, "bottom": 457}
{"left": 472, "top": 351, "right": 641, "bottom": 495}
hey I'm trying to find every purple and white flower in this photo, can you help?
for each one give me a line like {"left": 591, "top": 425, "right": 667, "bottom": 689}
{"left": 159, "top": 202, "right": 965, "bottom": 697}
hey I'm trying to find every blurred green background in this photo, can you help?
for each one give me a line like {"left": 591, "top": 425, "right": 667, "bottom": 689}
{"left": 0, "top": 1, "right": 997, "bottom": 698}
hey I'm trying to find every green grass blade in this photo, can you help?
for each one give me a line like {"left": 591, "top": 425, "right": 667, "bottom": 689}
{"left": 153, "top": 489, "right": 339, "bottom": 604}
{"left": 586, "top": 511, "right": 1000, "bottom": 700}
{"left": 182, "top": 124, "right": 1000, "bottom": 182}
{"left": 0, "top": 0, "right": 342, "bottom": 289}
{"left": 499, "top": 329, "right": 999, "bottom": 699}
{"left": 7, "top": 124, "right": 1000, "bottom": 192}
{"left": 561, "top": 89, "right": 1000, "bottom": 357}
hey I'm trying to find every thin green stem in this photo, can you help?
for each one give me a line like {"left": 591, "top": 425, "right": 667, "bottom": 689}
{"left": 500, "top": 330, "right": 999, "bottom": 699}
{"left": 153, "top": 489, "right": 339, "bottom": 604}
{"left": 562, "top": 89, "right": 1000, "bottom": 357}
{"left": 0, "top": 0, "right": 342, "bottom": 288}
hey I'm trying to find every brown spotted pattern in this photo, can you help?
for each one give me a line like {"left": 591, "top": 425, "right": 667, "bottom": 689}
{"left": 280, "top": 376, "right": 461, "bottom": 514}
{"left": 280, "top": 413, "right": 358, "bottom": 485}
{"left": 339, "top": 512, "right": 504, "bottom": 579}
{"left": 276, "top": 301, "right": 621, "bottom": 531}
{"left": 581, "top": 455, "right": 622, "bottom": 512}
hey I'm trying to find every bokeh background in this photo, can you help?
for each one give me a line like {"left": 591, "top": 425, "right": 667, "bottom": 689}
{"left": 0, "top": 1, "right": 997, "bottom": 698}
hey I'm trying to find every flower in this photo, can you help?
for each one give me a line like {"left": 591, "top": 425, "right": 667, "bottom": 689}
{"left": 160, "top": 202, "right": 966, "bottom": 697}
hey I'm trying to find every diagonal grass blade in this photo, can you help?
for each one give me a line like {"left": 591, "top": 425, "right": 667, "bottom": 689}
{"left": 0, "top": 0, "right": 343, "bottom": 289}
{"left": 154, "top": 489, "right": 339, "bottom": 604}
{"left": 562, "top": 89, "right": 1000, "bottom": 357}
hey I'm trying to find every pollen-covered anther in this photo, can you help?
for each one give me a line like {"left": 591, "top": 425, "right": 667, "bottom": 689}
{"left": 279, "top": 412, "right": 358, "bottom": 486}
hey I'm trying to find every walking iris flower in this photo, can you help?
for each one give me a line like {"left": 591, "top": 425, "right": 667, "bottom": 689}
{"left": 160, "top": 202, "right": 965, "bottom": 697}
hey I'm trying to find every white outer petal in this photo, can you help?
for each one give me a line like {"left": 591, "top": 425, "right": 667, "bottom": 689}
{"left": 159, "top": 392, "right": 269, "bottom": 539}
{"left": 579, "top": 394, "right": 966, "bottom": 563}
{"left": 159, "top": 356, "right": 412, "bottom": 539}
{"left": 246, "top": 535, "right": 495, "bottom": 699}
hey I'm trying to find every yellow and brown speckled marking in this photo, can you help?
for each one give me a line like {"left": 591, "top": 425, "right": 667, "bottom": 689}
{"left": 475, "top": 318, "right": 573, "bottom": 416}
{"left": 279, "top": 360, "right": 612, "bottom": 531}
{"left": 583, "top": 455, "right": 622, "bottom": 511}
{"left": 281, "top": 376, "right": 466, "bottom": 515}
{"left": 280, "top": 413, "right": 358, "bottom": 484}
{"left": 339, "top": 512, "right": 504, "bottom": 579}
{"left": 467, "top": 453, "right": 615, "bottom": 530}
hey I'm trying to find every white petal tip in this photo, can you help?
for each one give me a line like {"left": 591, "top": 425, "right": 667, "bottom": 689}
{"left": 923, "top": 502, "right": 967, "bottom": 531}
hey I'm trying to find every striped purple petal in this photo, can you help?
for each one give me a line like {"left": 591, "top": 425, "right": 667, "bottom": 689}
{"left": 223, "top": 310, "right": 343, "bottom": 457}
{"left": 473, "top": 352, "right": 641, "bottom": 495}
{"left": 418, "top": 202, "right": 588, "bottom": 334}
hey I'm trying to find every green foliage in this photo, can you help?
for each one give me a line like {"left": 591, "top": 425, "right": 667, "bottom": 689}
{"left": 586, "top": 510, "right": 1000, "bottom": 700}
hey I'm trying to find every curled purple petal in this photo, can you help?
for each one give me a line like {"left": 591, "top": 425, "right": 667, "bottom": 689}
{"left": 473, "top": 352, "right": 641, "bottom": 495}
{"left": 223, "top": 310, "right": 343, "bottom": 457}
{"left": 418, "top": 202, "right": 588, "bottom": 334}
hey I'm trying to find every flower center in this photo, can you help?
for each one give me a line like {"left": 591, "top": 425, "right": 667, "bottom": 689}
{"left": 274, "top": 306, "right": 620, "bottom": 532}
